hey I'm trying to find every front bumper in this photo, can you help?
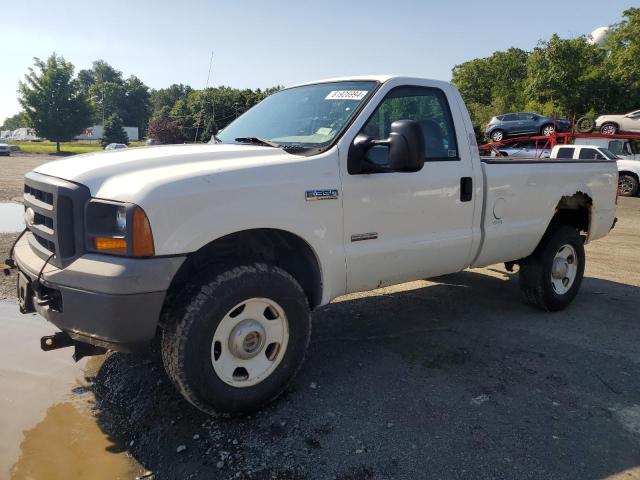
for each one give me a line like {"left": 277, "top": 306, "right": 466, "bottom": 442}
{"left": 14, "top": 233, "right": 185, "bottom": 352}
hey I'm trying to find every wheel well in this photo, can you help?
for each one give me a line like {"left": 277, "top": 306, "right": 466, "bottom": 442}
{"left": 601, "top": 121, "right": 619, "bottom": 128}
{"left": 167, "top": 229, "right": 323, "bottom": 308}
{"left": 619, "top": 170, "right": 639, "bottom": 182}
{"left": 549, "top": 192, "right": 592, "bottom": 235}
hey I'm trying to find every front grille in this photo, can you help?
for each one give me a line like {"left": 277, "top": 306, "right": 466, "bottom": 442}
{"left": 23, "top": 172, "right": 91, "bottom": 268}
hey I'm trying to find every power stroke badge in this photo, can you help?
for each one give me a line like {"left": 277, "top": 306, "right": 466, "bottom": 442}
{"left": 305, "top": 189, "right": 339, "bottom": 201}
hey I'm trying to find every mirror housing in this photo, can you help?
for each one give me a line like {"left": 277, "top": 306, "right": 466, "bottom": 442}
{"left": 348, "top": 119, "right": 425, "bottom": 174}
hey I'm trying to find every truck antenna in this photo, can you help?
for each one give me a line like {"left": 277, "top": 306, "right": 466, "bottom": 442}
{"left": 194, "top": 50, "right": 214, "bottom": 143}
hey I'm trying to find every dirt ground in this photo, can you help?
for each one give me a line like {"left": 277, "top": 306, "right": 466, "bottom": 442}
{"left": 1, "top": 153, "right": 640, "bottom": 479}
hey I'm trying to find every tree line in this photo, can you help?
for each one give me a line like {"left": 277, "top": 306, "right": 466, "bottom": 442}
{"left": 451, "top": 7, "right": 640, "bottom": 140}
{"left": 6, "top": 55, "right": 280, "bottom": 151}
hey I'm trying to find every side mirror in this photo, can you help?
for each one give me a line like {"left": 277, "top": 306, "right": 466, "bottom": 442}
{"left": 348, "top": 119, "right": 425, "bottom": 174}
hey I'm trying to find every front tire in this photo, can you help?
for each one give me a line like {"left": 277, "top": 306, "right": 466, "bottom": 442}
{"left": 519, "top": 226, "right": 585, "bottom": 312}
{"left": 541, "top": 124, "right": 555, "bottom": 136}
{"left": 161, "top": 263, "right": 311, "bottom": 415}
{"left": 619, "top": 173, "right": 639, "bottom": 197}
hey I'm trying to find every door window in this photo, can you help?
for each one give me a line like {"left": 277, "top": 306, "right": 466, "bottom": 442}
{"left": 578, "top": 148, "right": 605, "bottom": 160}
{"left": 556, "top": 147, "right": 575, "bottom": 159}
{"left": 359, "top": 86, "right": 458, "bottom": 168}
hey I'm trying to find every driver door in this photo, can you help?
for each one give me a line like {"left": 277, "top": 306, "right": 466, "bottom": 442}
{"left": 339, "top": 83, "right": 477, "bottom": 293}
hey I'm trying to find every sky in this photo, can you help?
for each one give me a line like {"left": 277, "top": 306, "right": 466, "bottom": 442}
{"left": 1, "top": 0, "right": 637, "bottom": 124}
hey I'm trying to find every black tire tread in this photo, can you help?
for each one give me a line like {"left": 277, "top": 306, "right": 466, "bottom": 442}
{"left": 161, "top": 263, "right": 310, "bottom": 415}
{"left": 519, "top": 225, "right": 584, "bottom": 312}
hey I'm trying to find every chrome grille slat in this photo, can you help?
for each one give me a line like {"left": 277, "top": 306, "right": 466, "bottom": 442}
{"left": 23, "top": 172, "right": 91, "bottom": 268}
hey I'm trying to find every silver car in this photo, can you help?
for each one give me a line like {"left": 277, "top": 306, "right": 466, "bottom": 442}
{"left": 104, "top": 143, "right": 128, "bottom": 151}
{"left": 493, "top": 141, "right": 551, "bottom": 158}
{"left": 596, "top": 110, "right": 640, "bottom": 135}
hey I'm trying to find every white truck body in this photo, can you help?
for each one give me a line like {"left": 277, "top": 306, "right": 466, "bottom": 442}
{"left": 31, "top": 76, "right": 617, "bottom": 303}
{"left": 13, "top": 75, "right": 618, "bottom": 413}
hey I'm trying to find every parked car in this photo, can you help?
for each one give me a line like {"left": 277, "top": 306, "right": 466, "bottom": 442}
{"left": 105, "top": 143, "right": 128, "bottom": 150}
{"left": 13, "top": 75, "right": 618, "bottom": 415}
{"left": 492, "top": 140, "right": 551, "bottom": 158}
{"left": 550, "top": 144, "right": 637, "bottom": 196}
{"left": 596, "top": 110, "right": 640, "bottom": 135}
{"left": 0, "top": 143, "right": 11, "bottom": 156}
{"left": 485, "top": 113, "right": 571, "bottom": 142}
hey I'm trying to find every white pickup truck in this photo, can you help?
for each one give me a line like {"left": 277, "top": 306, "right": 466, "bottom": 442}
{"left": 550, "top": 143, "right": 639, "bottom": 196}
{"left": 11, "top": 76, "right": 618, "bottom": 414}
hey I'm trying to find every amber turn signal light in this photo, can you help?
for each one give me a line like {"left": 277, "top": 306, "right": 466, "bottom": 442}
{"left": 132, "top": 206, "right": 155, "bottom": 257}
{"left": 94, "top": 237, "right": 127, "bottom": 254}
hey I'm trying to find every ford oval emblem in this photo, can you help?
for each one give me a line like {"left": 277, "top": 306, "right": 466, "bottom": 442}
{"left": 25, "top": 207, "right": 35, "bottom": 227}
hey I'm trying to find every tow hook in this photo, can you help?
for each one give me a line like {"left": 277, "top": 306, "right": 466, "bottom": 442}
{"left": 40, "top": 332, "right": 107, "bottom": 361}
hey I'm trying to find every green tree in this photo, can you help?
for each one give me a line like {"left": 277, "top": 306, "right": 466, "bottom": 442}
{"left": 101, "top": 114, "right": 129, "bottom": 147}
{"left": 1, "top": 112, "right": 28, "bottom": 130}
{"left": 524, "top": 34, "right": 608, "bottom": 116}
{"left": 19, "top": 54, "right": 91, "bottom": 153}
{"left": 604, "top": 8, "right": 640, "bottom": 110}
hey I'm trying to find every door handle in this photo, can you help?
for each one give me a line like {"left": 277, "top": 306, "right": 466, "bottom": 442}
{"left": 460, "top": 177, "right": 472, "bottom": 202}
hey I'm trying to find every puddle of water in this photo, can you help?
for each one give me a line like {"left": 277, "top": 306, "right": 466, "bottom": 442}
{"left": 0, "top": 300, "right": 145, "bottom": 479}
{"left": 0, "top": 203, "right": 24, "bottom": 233}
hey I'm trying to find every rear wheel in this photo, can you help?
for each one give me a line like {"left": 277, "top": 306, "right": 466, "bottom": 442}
{"left": 490, "top": 129, "right": 505, "bottom": 142}
{"left": 600, "top": 123, "right": 617, "bottom": 135}
{"left": 541, "top": 124, "right": 555, "bottom": 136}
{"left": 619, "top": 173, "right": 639, "bottom": 197}
{"left": 161, "top": 263, "right": 311, "bottom": 415}
{"left": 519, "top": 226, "right": 585, "bottom": 311}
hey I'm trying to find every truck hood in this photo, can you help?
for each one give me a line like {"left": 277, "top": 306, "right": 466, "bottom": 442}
{"left": 34, "top": 143, "right": 304, "bottom": 201}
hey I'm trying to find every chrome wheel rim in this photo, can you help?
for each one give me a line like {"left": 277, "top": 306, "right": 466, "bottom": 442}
{"left": 550, "top": 244, "right": 578, "bottom": 295}
{"left": 211, "top": 297, "right": 289, "bottom": 387}
{"left": 601, "top": 124, "right": 616, "bottom": 135}
{"left": 619, "top": 177, "right": 634, "bottom": 195}
{"left": 492, "top": 131, "right": 503, "bottom": 141}
{"left": 542, "top": 126, "right": 555, "bottom": 136}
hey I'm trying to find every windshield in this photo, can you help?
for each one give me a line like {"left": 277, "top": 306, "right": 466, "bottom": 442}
{"left": 600, "top": 148, "right": 618, "bottom": 160}
{"left": 216, "top": 81, "right": 376, "bottom": 149}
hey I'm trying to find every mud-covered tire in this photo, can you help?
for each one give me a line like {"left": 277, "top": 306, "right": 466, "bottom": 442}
{"left": 161, "top": 263, "right": 311, "bottom": 415}
{"left": 519, "top": 226, "right": 585, "bottom": 312}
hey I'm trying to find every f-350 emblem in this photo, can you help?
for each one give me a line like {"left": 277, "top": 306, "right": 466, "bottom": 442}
{"left": 305, "top": 189, "right": 339, "bottom": 201}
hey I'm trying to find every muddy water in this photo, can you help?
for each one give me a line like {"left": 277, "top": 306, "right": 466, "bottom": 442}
{"left": 0, "top": 300, "right": 145, "bottom": 479}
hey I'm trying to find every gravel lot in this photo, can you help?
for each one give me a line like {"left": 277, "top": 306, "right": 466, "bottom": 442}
{"left": 2, "top": 153, "right": 639, "bottom": 479}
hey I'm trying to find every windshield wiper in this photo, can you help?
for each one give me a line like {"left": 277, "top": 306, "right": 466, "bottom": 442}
{"left": 234, "top": 137, "right": 280, "bottom": 148}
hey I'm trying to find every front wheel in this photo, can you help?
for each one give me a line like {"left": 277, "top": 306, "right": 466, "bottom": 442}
{"left": 541, "top": 124, "right": 555, "bottom": 136}
{"left": 161, "top": 263, "right": 311, "bottom": 415}
{"left": 519, "top": 226, "right": 585, "bottom": 311}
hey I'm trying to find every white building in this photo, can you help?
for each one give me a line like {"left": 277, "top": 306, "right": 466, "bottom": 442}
{"left": 74, "top": 125, "right": 139, "bottom": 141}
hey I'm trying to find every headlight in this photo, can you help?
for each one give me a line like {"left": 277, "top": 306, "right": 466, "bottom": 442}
{"left": 85, "top": 199, "right": 155, "bottom": 257}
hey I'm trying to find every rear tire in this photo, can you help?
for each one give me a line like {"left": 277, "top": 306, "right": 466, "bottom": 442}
{"left": 490, "top": 129, "right": 505, "bottom": 142}
{"left": 519, "top": 226, "right": 585, "bottom": 312}
{"left": 619, "top": 173, "right": 639, "bottom": 197}
{"left": 161, "top": 263, "right": 311, "bottom": 415}
{"left": 600, "top": 123, "right": 617, "bottom": 135}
